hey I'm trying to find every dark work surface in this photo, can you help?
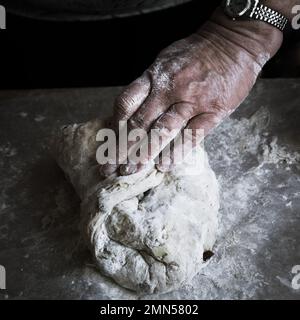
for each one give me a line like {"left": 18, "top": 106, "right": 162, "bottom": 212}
{"left": 0, "top": 79, "right": 299, "bottom": 299}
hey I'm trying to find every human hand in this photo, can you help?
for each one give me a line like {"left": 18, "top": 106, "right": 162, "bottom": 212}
{"left": 99, "top": 9, "right": 283, "bottom": 176}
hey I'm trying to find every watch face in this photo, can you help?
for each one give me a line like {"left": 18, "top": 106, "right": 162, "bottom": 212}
{"left": 225, "top": 0, "right": 252, "bottom": 18}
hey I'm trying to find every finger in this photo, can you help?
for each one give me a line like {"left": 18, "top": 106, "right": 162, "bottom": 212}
{"left": 113, "top": 73, "right": 151, "bottom": 126}
{"left": 156, "top": 112, "right": 221, "bottom": 172}
{"left": 103, "top": 73, "right": 169, "bottom": 176}
{"left": 126, "top": 92, "right": 169, "bottom": 131}
{"left": 100, "top": 74, "right": 151, "bottom": 177}
{"left": 114, "top": 93, "right": 170, "bottom": 174}
{"left": 97, "top": 117, "right": 119, "bottom": 177}
{"left": 120, "top": 102, "right": 197, "bottom": 175}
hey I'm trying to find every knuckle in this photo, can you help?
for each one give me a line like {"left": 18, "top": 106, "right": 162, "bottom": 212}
{"left": 210, "top": 101, "right": 228, "bottom": 117}
{"left": 149, "top": 64, "right": 174, "bottom": 91}
{"left": 115, "top": 92, "right": 131, "bottom": 108}
{"left": 128, "top": 116, "right": 147, "bottom": 130}
{"left": 153, "top": 117, "right": 171, "bottom": 133}
{"left": 157, "top": 103, "right": 196, "bottom": 129}
{"left": 115, "top": 92, "right": 135, "bottom": 117}
{"left": 172, "top": 102, "right": 196, "bottom": 120}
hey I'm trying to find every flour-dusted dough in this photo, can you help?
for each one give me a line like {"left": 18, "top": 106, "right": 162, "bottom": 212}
{"left": 52, "top": 118, "right": 219, "bottom": 293}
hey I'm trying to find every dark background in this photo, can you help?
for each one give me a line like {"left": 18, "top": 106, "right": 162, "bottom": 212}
{"left": 0, "top": 0, "right": 299, "bottom": 90}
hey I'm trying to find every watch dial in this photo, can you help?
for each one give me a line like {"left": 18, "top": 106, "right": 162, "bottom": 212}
{"left": 226, "top": 0, "right": 251, "bottom": 18}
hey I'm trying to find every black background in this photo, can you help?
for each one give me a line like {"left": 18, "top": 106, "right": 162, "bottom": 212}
{"left": 0, "top": 0, "right": 299, "bottom": 90}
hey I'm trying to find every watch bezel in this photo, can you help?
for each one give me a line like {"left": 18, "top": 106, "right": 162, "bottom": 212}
{"left": 224, "top": 0, "right": 253, "bottom": 18}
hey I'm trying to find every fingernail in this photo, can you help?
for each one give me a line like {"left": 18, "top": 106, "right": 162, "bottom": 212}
{"left": 120, "top": 164, "right": 139, "bottom": 176}
{"left": 99, "top": 164, "right": 118, "bottom": 177}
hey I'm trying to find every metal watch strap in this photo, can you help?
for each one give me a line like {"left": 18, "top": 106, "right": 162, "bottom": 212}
{"left": 249, "top": 0, "right": 288, "bottom": 31}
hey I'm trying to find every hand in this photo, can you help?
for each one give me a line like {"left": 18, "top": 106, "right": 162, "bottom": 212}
{"left": 100, "top": 9, "right": 283, "bottom": 176}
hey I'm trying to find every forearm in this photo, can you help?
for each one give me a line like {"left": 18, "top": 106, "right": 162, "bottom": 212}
{"left": 208, "top": 1, "right": 299, "bottom": 60}
{"left": 200, "top": 2, "right": 291, "bottom": 66}
{"left": 205, "top": 9, "right": 282, "bottom": 64}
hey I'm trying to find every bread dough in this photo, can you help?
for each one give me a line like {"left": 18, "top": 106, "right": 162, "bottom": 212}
{"left": 52, "top": 118, "right": 219, "bottom": 294}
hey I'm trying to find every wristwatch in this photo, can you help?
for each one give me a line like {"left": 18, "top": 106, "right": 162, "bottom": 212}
{"left": 222, "top": 0, "right": 289, "bottom": 31}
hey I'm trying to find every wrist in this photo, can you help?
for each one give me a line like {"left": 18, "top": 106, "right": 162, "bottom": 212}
{"left": 208, "top": 7, "right": 283, "bottom": 60}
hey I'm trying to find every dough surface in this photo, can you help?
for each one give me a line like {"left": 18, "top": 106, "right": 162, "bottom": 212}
{"left": 52, "top": 118, "right": 219, "bottom": 293}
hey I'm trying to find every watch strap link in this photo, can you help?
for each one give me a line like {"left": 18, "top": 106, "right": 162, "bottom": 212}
{"left": 249, "top": 1, "right": 288, "bottom": 31}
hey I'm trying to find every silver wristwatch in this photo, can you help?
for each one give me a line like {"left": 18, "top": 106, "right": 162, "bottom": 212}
{"left": 222, "top": 0, "right": 289, "bottom": 31}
